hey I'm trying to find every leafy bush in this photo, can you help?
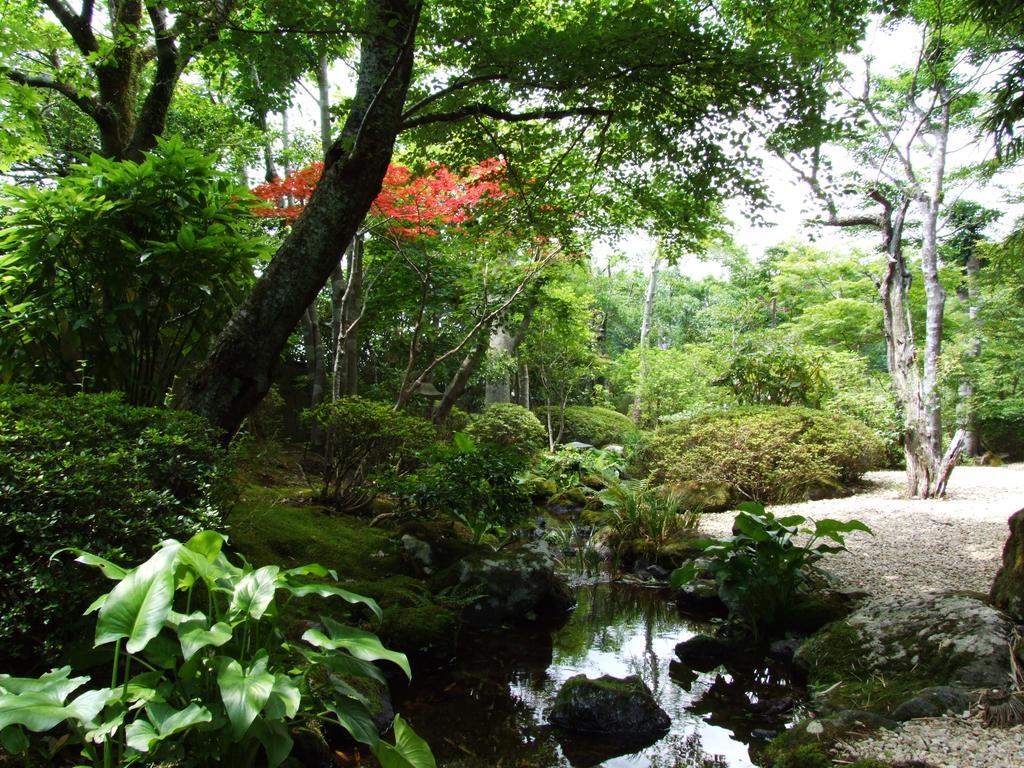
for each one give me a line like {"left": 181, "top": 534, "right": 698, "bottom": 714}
{"left": 465, "top": 403, "right": 546, "bottom": 458}
{"left": 598, "top": 477, "right": 701, "bottom": 554}
{"left": 534, "top": 405, "right": 638, "bottom": 446}
{"left": 0, "top": 388, "right": 233, "bottom": 666}
{"left": 0, "top": 137, "right": 268, "bottom": 404}
{"left": 409, "top": 434, "right": 532, "bottom": 543}
{"left": 672, "top": 502, "right": 871, "bottom": 638}
{"left": 309, "top": 397, "right": 436, "bottom": 511}
{"left": 715, "top": 337, "right": 831, "bottom": 408}
{"left": 644, "top": 406, "right": 885, "bottom": 505}
{"left": 0, "top": 533, "right": 434, "bottom": 768}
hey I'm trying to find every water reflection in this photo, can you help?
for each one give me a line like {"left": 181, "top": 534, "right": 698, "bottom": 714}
{"left": 394, "top": 583, "right": 799, "bottom": 768}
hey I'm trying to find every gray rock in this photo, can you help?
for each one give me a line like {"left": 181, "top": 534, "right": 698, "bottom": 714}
{"left": 431, "top": 540, "right": 573, "bottom": 626}
{"left": 675, "top": 578, "right": 728, "bottom": 617}
{"left": 400, "top": 534, "right": 432, "bottom": 567}
{"left": 991, "top": 507, "right": 1024, "bottom": 622}
{"left": 796, "top": 591, "right": 1014, "bottom": 690}
{"left": 891, "top": 686, "right": 972, "bottom": 721}
{"left": 549, "top": 674, "right": 670, "bottom": 736}
{"left": 564, "top": 441, "right": 595, "bottom": 450}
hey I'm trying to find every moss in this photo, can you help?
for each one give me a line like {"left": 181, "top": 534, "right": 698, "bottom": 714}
{"left": 797, "top": 620, "right": 948, "bottom": 714}
{"left": 380, "top": 604, "right": 460, "bottom": 662}
{"left": 228, "top": 484, "right": 404, "bottom": 581}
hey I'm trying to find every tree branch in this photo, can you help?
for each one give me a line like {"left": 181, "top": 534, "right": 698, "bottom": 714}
{"left": 42, "top": 0, "right": 99, "bottom": 55}
{"left": 401, "top": 73, "right": 506, "bottom": 119}
{"left": 401, "top": 103, "right": 613, "bottom": 131}
{"left": 5, "top": 69, "right": 100, "bottom": 117}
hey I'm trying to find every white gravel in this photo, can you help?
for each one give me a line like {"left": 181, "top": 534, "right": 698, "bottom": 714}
{"left": 698, "top": 465, "right": 1024, "bottom": 767}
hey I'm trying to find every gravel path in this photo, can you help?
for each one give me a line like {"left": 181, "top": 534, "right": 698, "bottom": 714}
{"left": 698, "top": 465, "right": 1024, "bottom": 767}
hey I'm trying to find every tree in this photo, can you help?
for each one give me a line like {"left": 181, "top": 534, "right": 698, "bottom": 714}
{"left": 0, "top": 0, "right": 234, "bottom": 161}
{"left": 780, "top": 3, "right": 1005, "bottom": 496}
{"left": 178, "top": 0, "right": 872, "bottom": 438}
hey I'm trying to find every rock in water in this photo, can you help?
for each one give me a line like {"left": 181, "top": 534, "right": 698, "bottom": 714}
{"left": 430, "top": 540, "right": 573, "bottom": 626}
{"left": 549, "top": 674, "right": 671, "bottom": 737}
{"left": 991, "top": 507, "right": 1024, "bottom": 622}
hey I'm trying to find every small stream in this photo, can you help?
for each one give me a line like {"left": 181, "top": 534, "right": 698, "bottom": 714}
{"left": 394, "top": 583, "right": 803, "bottom": 768}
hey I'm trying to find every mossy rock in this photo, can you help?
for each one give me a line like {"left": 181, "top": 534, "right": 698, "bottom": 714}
{"left": 548, "top": 487, "right": 589, "bottom": 509}
{"left": 379, "top": 603, "right": 460, "bottom": 666}
{"left": 795, "top": 591, "right": 1013, "bottom": 714}
{"left": 784, "top": 589, "right": 861, "bottom": 635}
{"left": 549, "top": 674, "right": 670, "bottom": 736}
{"left": 522, "top": 477, "right": 559, "bottom": 500}
{"left": 990, "top": 507, "right": 1024, "bottom": 622}
{"left": 762, "top": 712, "right": 897, "bottom": 768}
{"left": 395, "top": 519, "right": 479, "bottom": 572}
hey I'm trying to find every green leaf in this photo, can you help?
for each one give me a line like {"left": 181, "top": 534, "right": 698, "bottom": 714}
{"left": 0, "top": 725, "right": 28, "bottom": 754}
{"left": 0, "top": 688, "right": 108, "bottom": 732}
{"left": 85, "top": 710, "right": 126, "bottom": 743}
{"left": 452, "top": 432, "right": 476, "bottom": 454}
{"left": 813, "top": 518, "right": 873, "bottom": 537}
{"left": 776, "top": 515, "right": 807, "bottom": 528}
{"left": 177, "top": 619, "right": 232, "bottom": 661}
{"left": 264, "top": 675, "right": 301, "bottom": 721}
{"left": 669, "top": 561, "right": 698, "bottom": 588}
{"left": 59, "top": 549, "right": 127, "bottom": 580}
{"left": 373, "top": 716, "right": 436, "bottom": 768}
{"left": 0, "top": 667, "right": 87, "bottom": 699}
{"left": 732, "top": 513, "right": 771, "bottom": 542}
{"left": 184, "top": 530, "right": 227, "bottom": 561}
{"left": 217, "top": 656, "right": 275, "bottom": 739}
{"left": 251, "top": 718, "right": 293, "bottom": 768}
{"left": 735, "top": 501, "right": 765, "bottom": 515}
{"left": 284, "top": 564, "right": 338, "bottom": 581}
{"left": 284, "top": 583, "right": 382, "bottom": 622}
{"left": 325, "top": 696, "right": 379, "bottom": 749}
{"left": 229, "top": 566, "right": 280, "bottom": 620}
{"left": 127, "top": 701, "right": 212, "bottom": 750}
{"left": 302, "top": 618, "right": 411, "bottom": 680}
{"left": 95, "top": 543, "right": 181, "bottom": 653}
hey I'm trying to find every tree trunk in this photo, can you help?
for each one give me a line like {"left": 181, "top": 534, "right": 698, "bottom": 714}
{"left": 630, "top": 254, "right": 661, "bottom": 424}
{"left": 484, "top": 324, "right": 514, "bottom": 404}
{"left": 957, "top": 250, "right": 982, "bottom": 456}
{"left": 181, "top": 0, "right": 421, "bottom": 439}
{"left": 433, "top": 334, "right": 490, "bottom": 424}
{"left": 304, "top": 304, "right": 325, "bottom": 446}
{"left": 342, "top": 236, "right": 363, "bottom": 396}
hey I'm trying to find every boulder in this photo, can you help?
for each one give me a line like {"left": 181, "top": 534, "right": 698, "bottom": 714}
{"left": 797, "top": 591, "right": 1014, "bottom": 698}
{"left": 674, "top": 634, "right": 738, "bottom": 672}
{"left": 891, "top": 686, "right": 972, "bottom": 721}
{"left": 991, "top": 507, "right": 1024, "bottom": 622}
{"left": 675, "top": 578, "right": 728, "bottom": 618}
{"left": 549, "top": 674, "right": 670, "bottom": 736}
{"left": 431, "top": 540, "right": 573, "bottom": 626}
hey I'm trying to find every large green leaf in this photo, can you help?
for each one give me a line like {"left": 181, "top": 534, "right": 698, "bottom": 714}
{"left": 95, "top": 543, "right": 181, "bottom": 653}
{"left": 325, "top": 696, "right": 379, "bottom": 749}
{"left": 250, "top": 717, "right": 293, "bottom": 768}
{"left": 302, "top": 618, "right": 411, "bottom": 680}
{"left": 0, "top": 725, "right": 28, "bottom": 754}
{"left": 61, "top": 549, "right": 128, "bottom": 580}
{"left": 373, "top": 716, "right": 436, "bottom": 768}
{"left": 0, "top": 688, "right": 108, "bottom": 732}
{"left": 217, "top": 656, "right": 275, "bottom": 739}
{"left": 177, "top": 618, "right": 232, "bottom": 661}
{"left": 264, "top": 675, "right": 301, "bottom": 721}
{"left": 124, "top": 702, "right": 212, "bottom": 752}
{"left": 229, "top": 566, "right": 280, "bottom": 620}
{"left": 0, "top": 667, "right": 87, "bottom": 699}
{"left": 284, "top": 583, "right": 382, "bottom": 622}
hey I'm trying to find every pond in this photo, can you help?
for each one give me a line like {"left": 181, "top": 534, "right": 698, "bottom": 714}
{"left": 392, "top": 583, "right": 803, "bottom": 768}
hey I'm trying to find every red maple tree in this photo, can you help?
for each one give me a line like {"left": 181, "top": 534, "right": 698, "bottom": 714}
{"left": 252, "top": 158, "right": 507, "bottom": 238}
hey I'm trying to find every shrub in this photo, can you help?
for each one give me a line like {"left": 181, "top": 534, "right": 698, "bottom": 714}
{"left": 598, "top": 477, "right": 701, "bottom": 559}
{"left": 309, "top": 397, "right": 436, "bottom": 511}
{"left": 410, "top": 433, "right": 533, "bottom": 543}
{"left": 0, "top": 533, "right": 434, "bottom": 768}
{"left": 672, "top": 502, "right": 871, "bottom": 638}
{"left": 534, "top": 405, "right": 638, "bottom": 446}
{"left": 0, "top": 388, "right": 233, "bottom": 667}
{"left": 644, "top": 406, "right": 885, "bottom": 505}
{"left": 0, "top": 137, "right": 267, "bottom": 404}
{"left": 465, "top": 403, "right": 546, "bottom": 458}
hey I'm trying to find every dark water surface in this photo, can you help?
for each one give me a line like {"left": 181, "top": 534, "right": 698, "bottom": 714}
{"left": 393, "top": 583, "right": 801, "bottom": 768}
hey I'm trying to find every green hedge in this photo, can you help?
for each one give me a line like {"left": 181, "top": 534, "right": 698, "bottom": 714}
{"left": 535, "top": 405, "right": 638, "bottom": 446}
{"left": 643, "top": 406, "right": 884, "bottom": 505}
{"left": 0, "top": 388, "right": 233, "bottom": 667}
{"left": 466, "top": 403, "right": 546, "bottom": 458}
